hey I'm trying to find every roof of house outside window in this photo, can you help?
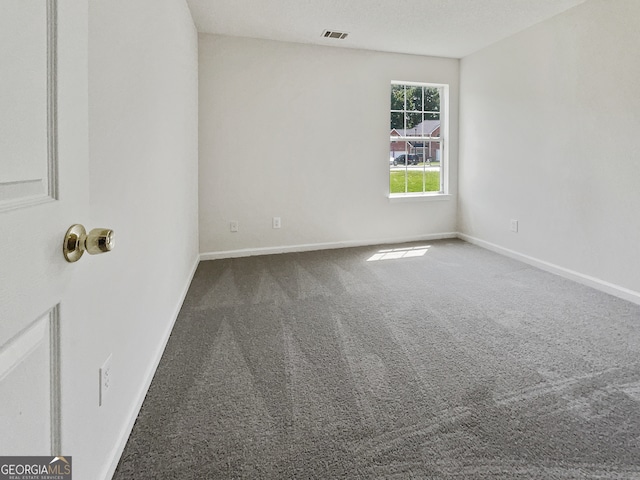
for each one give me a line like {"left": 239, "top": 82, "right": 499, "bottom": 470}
{"left": 391, "top": 119, "right": 440, "bottom": 137}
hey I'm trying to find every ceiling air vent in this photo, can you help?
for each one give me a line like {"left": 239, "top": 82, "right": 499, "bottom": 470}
{"left": 322, "top": 30, "right": 349, "bottom": 40}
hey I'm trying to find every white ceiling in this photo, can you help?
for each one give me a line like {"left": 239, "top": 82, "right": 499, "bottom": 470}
{"left": 186, "top": 0, "right": 587, "bottom": 59}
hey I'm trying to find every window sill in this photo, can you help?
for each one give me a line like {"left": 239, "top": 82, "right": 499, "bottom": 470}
{"left": 389, "top": 193, "right": 452, "bottom": 203}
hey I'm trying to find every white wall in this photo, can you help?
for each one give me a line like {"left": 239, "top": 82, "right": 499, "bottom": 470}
{"left": 70, "top": 1, "right": 198, "bottom": 478}
{"left": 199, "top": 35, "right": 459, "bottom": 256}
{"left": 459, "top": 0, "right": 640, "bottom": 298}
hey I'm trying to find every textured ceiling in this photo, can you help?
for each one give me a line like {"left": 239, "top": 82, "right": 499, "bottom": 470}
{"left": 186, "top": 0, "right": 587, "bottom": 58}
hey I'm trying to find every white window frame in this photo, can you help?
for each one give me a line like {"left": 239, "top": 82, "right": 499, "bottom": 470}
{"left": 389, "top": 81, "right": 449, "bottom": 199}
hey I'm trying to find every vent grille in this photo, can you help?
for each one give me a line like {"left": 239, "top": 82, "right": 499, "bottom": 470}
{"left": 322, "top": 30, "right": 349, "bottom": 40}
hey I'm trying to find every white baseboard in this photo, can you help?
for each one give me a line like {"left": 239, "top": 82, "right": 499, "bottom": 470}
{"left": 200, "top": 232, "right": 459, "bottom": 261}
{"left": 101, "top": 255, "right": 201, "bottom": 480}
{"left": 458, "top": 233, "right": 640, "bottom": 306}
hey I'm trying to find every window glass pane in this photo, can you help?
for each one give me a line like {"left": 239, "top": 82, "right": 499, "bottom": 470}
{"left": 390, "top": 169, "right": 407, "bottom": 194}
{"left": 404, "top": 122, "right": 421, "bottom": 137}
{"left": 403, "top": 86, "right": 422, "bottom": 132}
{"left": 390, "top": 112, "right": 403, "bottom": 131}
{"left": 423, "top": 87, "right": 440, "bottom": 119}
{"left": 389, "top": 138, "right": 408, "bottom": 164}
{"left": 390, "top": 84, "right": 404, "bottom": 111}
{"left": 407, "top": 86, "right": 423, "bottom": 112}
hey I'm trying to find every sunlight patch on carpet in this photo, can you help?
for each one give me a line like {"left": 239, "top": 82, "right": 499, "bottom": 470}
{"left": 367, "top": 245, "right": 430, "bottom": 262}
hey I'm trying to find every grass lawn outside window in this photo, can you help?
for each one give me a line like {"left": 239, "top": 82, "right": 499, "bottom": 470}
{"left": 390, "top": 168, "right": 440, "bottom": 194}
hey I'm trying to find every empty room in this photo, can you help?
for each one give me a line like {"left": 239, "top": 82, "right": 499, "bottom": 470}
{"left": 1, "top": 0, "right": 639, "bottom": 479}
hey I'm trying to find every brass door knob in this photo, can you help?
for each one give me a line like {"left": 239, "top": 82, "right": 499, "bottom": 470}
{"left": 63, "top": 224, "right": 115, "bottom": 263}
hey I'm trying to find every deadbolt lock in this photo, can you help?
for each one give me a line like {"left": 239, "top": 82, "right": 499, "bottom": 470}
{"left": 63, "top": 224, "right": 115, "bottom": 263}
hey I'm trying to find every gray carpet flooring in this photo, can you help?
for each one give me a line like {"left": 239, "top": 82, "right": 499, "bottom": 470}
{"left": 113, "top": 239, "right": 640, "bottom": 479}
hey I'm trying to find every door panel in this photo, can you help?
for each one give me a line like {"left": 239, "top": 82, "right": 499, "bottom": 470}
{"left": 0, "top": 0, "right": 87, "bottom": 457}
{"left": 0, "top": 1, "right": 56, "bottom": 210}
{"left": 0, "top": 307, "right": 60, "bottom": 455}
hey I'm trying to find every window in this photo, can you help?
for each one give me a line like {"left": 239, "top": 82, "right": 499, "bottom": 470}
{"left": 390, "top": 82, "right": 447, "bottom": 196}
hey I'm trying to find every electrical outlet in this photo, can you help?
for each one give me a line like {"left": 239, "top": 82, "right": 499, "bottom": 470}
{"left": 230, "top": 221, "right": 239, "bottom": 233}
{"left": 510, "top": 219, "right": 519, "bottom": 233}
{"left": 99, "top": 354, "right": 112, "bottom": 407}
{"left": 272, "top": 217, "right": 281, "bottom": 229}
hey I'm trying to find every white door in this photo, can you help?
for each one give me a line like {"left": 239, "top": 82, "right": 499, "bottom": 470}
{"left": 0, "top": 0, "right": 88, "bottom": 455}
